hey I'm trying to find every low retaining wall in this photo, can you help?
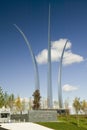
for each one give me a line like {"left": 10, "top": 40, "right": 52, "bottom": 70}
{"left": 11, "top": 114, "right": 28, "bottom": 122}
{"left": 29, "top": 110, "right": 57, "bottom": 122}
{"left": 11, "top": 110, "right": 57, "bottom": 122}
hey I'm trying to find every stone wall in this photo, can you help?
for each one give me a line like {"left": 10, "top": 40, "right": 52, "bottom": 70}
{"left": 11, "top": 110, "right": 57, "bottom": 122}
{"left": 11, "top": 114, "right": 28, "bottom": 122}
{"left": 29, "top": 110, "right": 57, "bottom": 122}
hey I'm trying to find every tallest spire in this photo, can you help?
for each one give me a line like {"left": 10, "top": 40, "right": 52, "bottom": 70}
{"left": 47, "top": 4, "right": 53, "bottom": 108}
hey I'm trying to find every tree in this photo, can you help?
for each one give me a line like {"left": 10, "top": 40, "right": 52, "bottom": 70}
{"left": 28, "top": 97, "right": 32, "bottom": 110}
{"left": 3, "top": 92, "right": 9, "bottom": 108}
{"left": 64, "top": 99, "right": 70, "bottom": 121}
{"left": 73, "top": 97, "right": 81, "bottom": 126}
{"left": 64, "top": 99, "right": 69, "bottom": 109}
{"left": 21, "top": 98, "right": 26, "bottom": 112}
{"left": 8, "top": 94, "right": 15, "bottom": 111}
{"left": 81, "top": 100, "right": 87, "bottom": 115}
{"left": 0, "top": 87, "right": 4, "bottom": 108}
{"left": 15, "top": 96, "right": 22, "bottom": 113}
{"left": 32, "top": 89, "right": 41, "bottom": 110}
{"left": 73, "top": 97, "right": 81, "bottom": 115}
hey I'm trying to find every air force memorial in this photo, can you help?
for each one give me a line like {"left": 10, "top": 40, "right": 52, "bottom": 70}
{"left": 13, "top": 5, "right": 68, "bottom": 122}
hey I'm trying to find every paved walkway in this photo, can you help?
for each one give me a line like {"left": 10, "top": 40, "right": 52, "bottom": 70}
{"left": 0, "top": 123, "right": 54, "bottom": 130}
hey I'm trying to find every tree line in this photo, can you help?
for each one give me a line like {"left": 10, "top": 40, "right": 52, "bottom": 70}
{"left": 73, "top": 97, "right": 87, "bottom": 115}
{"left": 0, "top": 86, "right": 87, "bottom": 114}
{"left": 0, "top": 86, "right": 41, "bottom": 113}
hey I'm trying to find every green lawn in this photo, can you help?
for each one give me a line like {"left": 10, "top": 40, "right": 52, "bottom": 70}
{"left": 38, "top": 122, "right": 87, "bottom": 130}
{"left": 37, "top": 115, "right": 87, "bottom": 130}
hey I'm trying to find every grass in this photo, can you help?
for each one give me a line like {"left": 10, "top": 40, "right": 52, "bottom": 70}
{"left": 37, "top": 115, "right": 87, "bottom": 130}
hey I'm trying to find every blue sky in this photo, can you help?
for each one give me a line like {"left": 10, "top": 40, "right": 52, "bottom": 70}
{"left": 0, "top": 0, "right": 87, "bottom": 104}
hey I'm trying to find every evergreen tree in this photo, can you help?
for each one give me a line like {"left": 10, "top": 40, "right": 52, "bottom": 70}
{"left": 32, "top": 89, "right": 41, "bottom": 110}
{"left": 4, "top": 92, "right": 9, "bottom": 108}
{"left": 0, "top": 87, "right": 4, "bottom": 108}
{"left": 8, "top": 94, "right": 15, "bottom": 111}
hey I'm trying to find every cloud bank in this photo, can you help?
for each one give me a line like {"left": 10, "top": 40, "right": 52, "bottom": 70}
{"left": 36, "top": 39, "right": 84, "bottom": 65}
{"left": 62, "top": 84, "right": 78, "bottom": 92}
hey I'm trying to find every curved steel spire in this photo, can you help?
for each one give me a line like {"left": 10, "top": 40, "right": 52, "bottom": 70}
{"left": 58, "top": 40, "right": 68, "bottom": 108}
{"left": 47, "top": 4, "right": 53, "bottom": 108}
{"left": 14, "top": 24, "right": 40, "bottom": 91}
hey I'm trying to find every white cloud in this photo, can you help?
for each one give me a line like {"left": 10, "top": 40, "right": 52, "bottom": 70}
{"left": 63, "top": 51, "right": 84, "bottom": 65}
{"left": 36, "top": 49, "right": 48, "bottom": 64}
{"left": 36, "top": 38, "right": 84, "bottom": 65}
{"left": 62, "top": 84, "right": 78, "bottom": 92}
{"left": 51, "top": 39, "right": 71, "bottom": 50}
